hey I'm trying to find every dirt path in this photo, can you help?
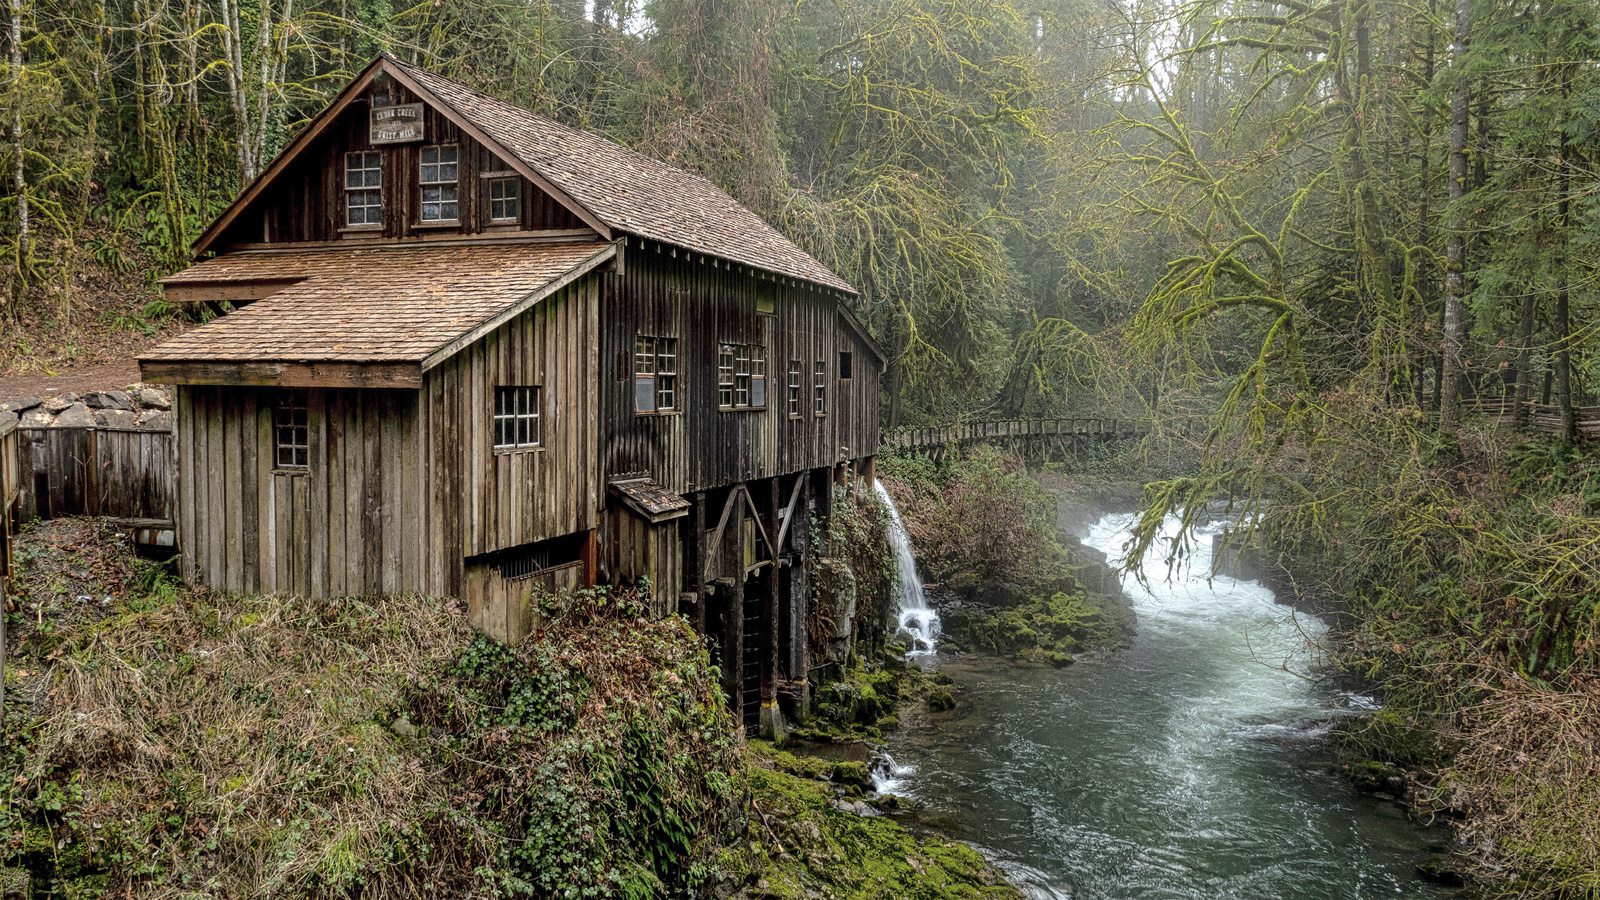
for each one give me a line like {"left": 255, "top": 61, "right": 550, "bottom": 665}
{"left": 0, "top": 361, "right": 146, "bottom": 402}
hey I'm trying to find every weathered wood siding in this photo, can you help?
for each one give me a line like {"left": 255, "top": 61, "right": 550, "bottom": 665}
{"left": 1, "top": 418, "right": 19, "bottom": 591}
{"left": 465, "top": 559, "right": 583, "bottom": 645}
{"left": 175, "top": 386, "right": 423, "bottom": 597}
{"left": 420, "top": 274, "right": 602, "bottom": 599}
{"left": 601, "top": 239, "right": 881, "bottom": 497}
{"left": 211, "top": 80, "right": 584, "bottom": 250}
{"left": 600, "top": 506, "right": 684, "bottom": 614}
{"left": 15, "top": 427, "right": 174, "bottom": 523}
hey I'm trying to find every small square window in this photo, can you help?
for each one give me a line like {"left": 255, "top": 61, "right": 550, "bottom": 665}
{"left": 494, "top": 386, "right": 541, "bottom": 450}
{"left": 274, "top": 390, "right": 309, "bottom": 469}
{"left": 490, "top": 177, "right": 520, "bottom": 222}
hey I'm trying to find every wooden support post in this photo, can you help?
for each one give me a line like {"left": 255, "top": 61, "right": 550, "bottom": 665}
{"left": 762, "top": 477, "right": 781, "bottom": 735}
{"left": 693, "top": 491, "right": 708, "bottom": 633}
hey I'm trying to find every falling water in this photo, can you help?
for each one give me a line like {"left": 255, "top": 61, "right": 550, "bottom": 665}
{"left": 874, "top": 480, "right": 941, "bottom": 657}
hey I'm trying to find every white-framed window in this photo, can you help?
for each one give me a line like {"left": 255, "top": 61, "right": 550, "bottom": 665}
{"left": 719, "top": 342, "right": 765, "bottom": 409}
{"left": 344, "top": 151, "right": 382, "bottom": 227}
{"left": 489, "top": 177, "right": 520, "bottom": 222}
{"left": 787, "top": 361, "right": 802, "bottom": 417}
{"left": 493, "top": 386, "right": 541, "bottom": 450}
{"left": 634, "top": 335, "right": 678, "bottom": 414}
{"left": 274, "top": 390, "right": 309, "bottom": 469}
{"left": 419, "top": 144, "right": 460, "bottom": 222}
{"left": 814, "top": 360, "right": 827, "bottom": 416}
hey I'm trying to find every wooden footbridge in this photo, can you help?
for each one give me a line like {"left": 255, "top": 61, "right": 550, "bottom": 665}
{"left": 879, "top": 418, "right": 1143, "bottom": 461}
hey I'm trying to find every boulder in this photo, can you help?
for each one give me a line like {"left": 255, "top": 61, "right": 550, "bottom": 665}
{"left": 3, "top": 395, "right": 41, "bottom": 413}
{"left": 19, "top": 409, "right": 52, "bottom": 428}
{"left": 94, "top": 409, "right": 140, "bottom": 429}
{"left": 52, "top": 402, "right": 95, "bottom": 428}
{"left": 41, "top": 396, "right": 69, "bottom": 413}
{"left": 0, "top": 411, "right": 15, "bottom": 432}
{"left": 136, "top": 410, "right": 173, "bottom": 431}
{"left": 85, "top": 390, "right": 134, "bottom": 411}
{"left": 136, "top": 387, "right": 171, "bottom": 410}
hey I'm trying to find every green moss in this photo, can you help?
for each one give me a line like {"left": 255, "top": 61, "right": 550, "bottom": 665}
{"left": 728, "top": 762, "right": 1021, "bottom": 900}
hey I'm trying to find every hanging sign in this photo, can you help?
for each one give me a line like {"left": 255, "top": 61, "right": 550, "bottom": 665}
{"left": 370, "top": 103, "right": 425, "bottom": 144}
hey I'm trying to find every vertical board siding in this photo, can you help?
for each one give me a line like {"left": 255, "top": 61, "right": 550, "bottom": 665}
{"left": 600, "top": 241, "right": 882, "bottom": 496}
{"left": 177, "top": 385, "right": 423, "bottom": 597}
{"left": 421, "top": 274, "right": 602, "bottom": 599}
{"left": 14, "top": 427, "right": 174, "bottom": 524}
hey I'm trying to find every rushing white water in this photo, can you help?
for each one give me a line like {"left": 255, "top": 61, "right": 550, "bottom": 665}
{"left": 882, "top": 510, "right": 1452, "bottom": 899}
{"left": 869, "top": 752, "right": 917, "bottom": 795}
{"left": 875, "top": 480, "right": 941, "bottom": 657}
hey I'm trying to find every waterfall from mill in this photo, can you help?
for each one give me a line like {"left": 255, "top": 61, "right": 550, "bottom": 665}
{"left": 875, "top": 480, "right": 940, "bottom": 657}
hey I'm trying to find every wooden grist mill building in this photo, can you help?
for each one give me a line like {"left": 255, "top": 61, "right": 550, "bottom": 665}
{"left": 137, "top": 53, "right": 883, "bottom": 733}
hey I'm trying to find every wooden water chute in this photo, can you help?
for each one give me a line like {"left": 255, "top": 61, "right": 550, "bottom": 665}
{"left": 138, "top": 53, "right": 884, "bottom": 733}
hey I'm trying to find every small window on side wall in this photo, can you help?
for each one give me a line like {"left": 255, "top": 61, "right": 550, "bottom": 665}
{"left": 274, "top": 391, "right": 309, "bottom": 469}
{"left": 839, "top": 351, "right": 853, "bottom": 380}
{"left": 813, "top": 360, "right": 827, "bottom": 416}
{"left": 494, "top": 386, "right": 541, "bottom": 450}
{"left": 719, "top": 342, "right": 765, "bottom": 410}
{"left": 634, "top": 335, "right": 678, "bottom": 414}
{"left": 787, "top": 361, "right": 802, "bottom": 417}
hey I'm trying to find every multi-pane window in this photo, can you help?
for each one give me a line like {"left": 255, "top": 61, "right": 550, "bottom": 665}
{"left": 419, "top": 144, "right": 459, "bottom": 222}
{"left": 787, "top": 361, "right": 802, "bottom": 417}
{"left": 344, "top": 151, "right": 382, "bottom": 227}
{"left": 719, "top": 343, "right": 765, "bottom": 409}
{"left": 634, "top": 335, "right": 678, "bottom": 414}
{"left": 493, "top": 386, "right": 541, "bottom": 450}
{"left": 489, "top": 177, "right": 520, "bottom": 222}
{"left": 274, "top": 391, "right": 309, "bottom": 469}
{"left": 814, "top": 360, "right": 828, "bottom": 416}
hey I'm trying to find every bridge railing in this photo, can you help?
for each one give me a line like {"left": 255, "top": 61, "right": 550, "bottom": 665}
{"left": 879, "top": 418, "right": 1142, "bottom": 451}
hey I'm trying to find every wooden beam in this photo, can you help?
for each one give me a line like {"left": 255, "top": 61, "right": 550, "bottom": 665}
{"left": 773, "top": 472, "right": 806, "bottom": 551}
{"left": 701, "top": 485, "right": 743, "bottom": 586}
{"left": 740, "top": 485, "right": 776, "bottom": 563}
{"left": 163, "top": 279, "right": 303, "bottom": 305}
{"left": 139, "top": 360, "right": 422, "bottom": 389}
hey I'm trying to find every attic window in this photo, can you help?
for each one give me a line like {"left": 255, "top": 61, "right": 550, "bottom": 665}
{"left": 345, "top": 152, "right": 382, "bottom": 227}
{"left": 839, "top": 351, "right": 853, "bottom": 380}
{"left": 489, "top": 178, "right": 520, "bottom": 222}
{"left": 419, "top": 144, "right": 459, "bottom": 222}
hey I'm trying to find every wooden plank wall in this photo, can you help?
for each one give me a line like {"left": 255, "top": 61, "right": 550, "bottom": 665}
{"left": 176, "top": 386, "right": 423, "bottom": 597}
{"left": 213, "top": 80, "right": 584, "bottom": 249}
{"left": 421, "top": 275, "right": 601, "bottom": 599}
{"left": 600, "top": 506, "right": 683, "bottom": 615}
{"left": 1, "top": 417, "right": 18, "bottom": 588}
{"left": 15, "top": 427, "right": 173, "bottom": 523}
{"left": 600, "top": 238, "right": 882, "bottom": 498}
{"left": 465, "top": 559, "right": 582, "bottom": 645}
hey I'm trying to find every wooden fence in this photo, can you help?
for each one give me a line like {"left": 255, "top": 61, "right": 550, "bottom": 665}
{"left": 880, "top": 418, "right": 1141, "bottom": 454}
{"left": 1470, "top": 398, "right": 1600, "bottom": 438}
{"left": 14, "top": 426, "right": 175, "bottom": 525}
{"left": 1, "top": 416, "right": 16, "bottom": 710}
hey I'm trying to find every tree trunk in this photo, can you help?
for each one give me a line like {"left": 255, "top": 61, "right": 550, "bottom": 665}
{"left": 10, "top": 0, "right": 26, "bottom": 260}
{"left": 1554, "top": 92, "right": 1574, "bottom": 442}
{"left": 1438, "top": 0, "right": 1471, "bottom": 429}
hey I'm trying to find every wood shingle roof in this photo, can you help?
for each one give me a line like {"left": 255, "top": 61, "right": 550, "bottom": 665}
{"left": 141, "top": 242, "right": 612, "bottom": 365}
{"left": 382, "top": 55, "right": 855, "bottom": 294}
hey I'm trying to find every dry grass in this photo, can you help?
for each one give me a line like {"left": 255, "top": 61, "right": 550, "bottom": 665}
{"left": 1442, "top": 678, "right": 1600, "bottom": 897}
{"left": 14, "top": 572, "right": 474, "bottom": 898}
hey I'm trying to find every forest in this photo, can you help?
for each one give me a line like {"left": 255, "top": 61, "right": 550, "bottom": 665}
{"left": 3, "top": 0, "right": 1600, "bottom": 894}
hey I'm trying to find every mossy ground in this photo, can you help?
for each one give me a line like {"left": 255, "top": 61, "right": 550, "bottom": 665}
{"left": 721, "top": 746, "right": 1019, "bottom": 900}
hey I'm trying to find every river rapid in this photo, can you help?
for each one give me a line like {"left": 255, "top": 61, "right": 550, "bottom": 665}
{"left": 882, "top": 510, "right": 1459, "bottom": 900}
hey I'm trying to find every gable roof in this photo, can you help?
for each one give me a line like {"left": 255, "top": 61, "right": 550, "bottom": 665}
{"left": 193, "top": 54, "right": 855, "bottom": 295}
{"left": 140, "top": 242, "right": 613, "bottom": 373}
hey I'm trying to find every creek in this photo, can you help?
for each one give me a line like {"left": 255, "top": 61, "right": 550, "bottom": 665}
{"left": 882, "top": 509, "right": 1460, "bottom": 900}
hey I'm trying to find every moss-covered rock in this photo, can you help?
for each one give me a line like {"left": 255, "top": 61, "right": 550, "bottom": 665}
{"left": 725, "top": 750, "right": 1021, "bottom": 900}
